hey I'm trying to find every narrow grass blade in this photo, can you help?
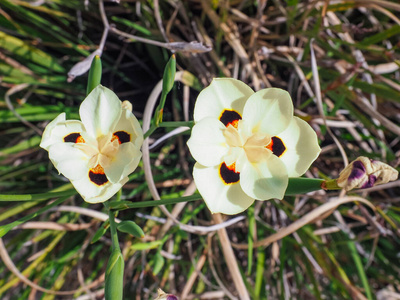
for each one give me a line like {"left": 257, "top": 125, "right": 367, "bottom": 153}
{"left": 347, "top": 240, "right": 373, "bottom": 300}
{"left": 0, "top": 195, "right": 70, "bottom": 238}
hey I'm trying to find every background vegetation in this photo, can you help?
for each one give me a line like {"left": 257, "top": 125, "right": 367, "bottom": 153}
{"left": 1, "top": 0, "right": 400, "bottom": 299}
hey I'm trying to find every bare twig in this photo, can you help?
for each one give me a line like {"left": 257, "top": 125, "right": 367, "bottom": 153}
{"left": 310, "top": 39, "right": 349, "bottom": 166}
{"left": 212, "top": 213, "right": 250, "bottom": 300}
{"left": 0, "top": 238, "right": 104, "bottom": 295}
{"left": 232, "top": 196, "right": 375, "bottom": 249}
{"left": 13, "top": 221, "right": 92, "bottom": 231}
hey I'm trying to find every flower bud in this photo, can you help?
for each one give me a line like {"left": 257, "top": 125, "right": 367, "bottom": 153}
{"left": 105, "top": 249, "right": 124, "bottom": 300}
{"left": 121, "top": 100, "right": 132, "bottom": 112}
{"left": 154, "top": 288, "right": 178, "bottom": 300}
{"left": 337, "top": 156, "right": 398, "bottom": 191}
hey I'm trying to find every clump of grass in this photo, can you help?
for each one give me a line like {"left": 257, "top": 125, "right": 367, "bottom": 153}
{"left": 1, "top": 0, "right": 400, "bottom": 299}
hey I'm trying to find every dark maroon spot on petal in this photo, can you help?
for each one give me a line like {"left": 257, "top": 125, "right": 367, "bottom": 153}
{"left": 89, "top": 164, "right": 108, "bottom": 186}
{"left": 348, "top": 161, "right": 366, "bottom": 181}
{"left": 89, "top": 172, "right": 108, "bottom": 186}
{"left": 219, "top": 162, "right": 240, "bottom": 184}
{"left": 112, "top": 131, "right": 131, "bottom": 144}
{"left": 64, "top": 132, "right": 85, "bottom": 143}
{"left": 266, "top": 136, "right": 286, "bottom": 157}
{"left": 361, "top": 175, "right": 376, "bottom": 189}
{"left": 219, "top": 110, "right": 242, "bottom": 128}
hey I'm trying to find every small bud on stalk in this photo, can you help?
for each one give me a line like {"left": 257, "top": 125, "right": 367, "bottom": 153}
{"left": 154, "top": 288, "right": 178, "bottom": 300}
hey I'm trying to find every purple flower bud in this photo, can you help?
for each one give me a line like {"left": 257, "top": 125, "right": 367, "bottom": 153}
{"left": 361, "top": 175, "right": 376, "bottom": 189}
{"left": 347, "top": 160, "right": 366, "bottom": 181}
{"left": 154, "top": 288, "right": 179, "bottom": 300}
{"left": 337, "top": 157, "right": 398, "bottom": 191}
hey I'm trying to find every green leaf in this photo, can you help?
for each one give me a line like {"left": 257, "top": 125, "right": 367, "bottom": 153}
{"left": 247, "top": 206, "right": 254, "bottom": 275}
{"left": 347, "top": 241, "right": 373, "bottom": 300}
{"left": 255, "top": 248, "right": 266, "bottom": 300}
{"left": 130, "top": 240, "right": 162, "bottom": 251}
{"left": 91, "top": 222, "right": 109, "bottom": 244}
{"left": 353, "top": 80, "right": 400, "bottom": 104}
{"left": 116, "top": 221, "right": 144, "bottom": 238}
{"left": 0, "top": 190, "right": 76, "bottom": 202}
{"left": 109, "top": 194, "right": 201, "bottom": 211}
{"left": 359, "top": 25, "right": 400, "bottom": 46}
{"left": 0, "top": 136, "right": 41, "bottom": 156}
{"left": 152, "top": 250, "right": 165, "bottom": 276}
{"left": 0, "top": 196, "right": 69, "bottom": 238}
{"left": 0, "top": 31, "right": 64, "bottom": 72}
{"left": 110, "top": 17, "right": 152, "bottom": 36}
{"left": 86, "top": 55, "right": 102, "bottom": 95}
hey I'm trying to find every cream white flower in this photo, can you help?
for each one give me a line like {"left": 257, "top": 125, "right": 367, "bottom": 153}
{"left": 187, "top": 78, "right": 321, "bottom": 215}
{"left": 40, "top": 85, "right": 143, "bottom": 203}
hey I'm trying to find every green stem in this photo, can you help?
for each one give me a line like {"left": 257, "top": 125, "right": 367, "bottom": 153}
{"left": 110, "top": 178, "right": 342, "bottom": 212}
{"left": 159, "top": 121, "right": 194, "bottom": 128}
{"left": 285, "top": 178, "right": 324, "bottom": 195}
{"left": 105, "top": 191, "right": 122, "bottom": 251}
{"left": 109, "top": 194, "right": 202, "bottom": 211}
{"left": 108, "top": 208, "right": 120, "bottom": 251}
{"left": 321, "top": 179, "right": 341, "bottom": 190}
{"left": 143, "top": 124, "right": 157, "bottom": 140}
{"left": 143, "top": 121, "right": 193, "bottom": 139}
{"left": 0, "top": 190, "right": 76, "bottom": 202}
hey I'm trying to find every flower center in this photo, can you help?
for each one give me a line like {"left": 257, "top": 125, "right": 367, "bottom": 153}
{"left": 222, "top": 120, "right": 272, "bottom": 171}
{"left": 96, "top": 134, "right": 119, "bottom": 168}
